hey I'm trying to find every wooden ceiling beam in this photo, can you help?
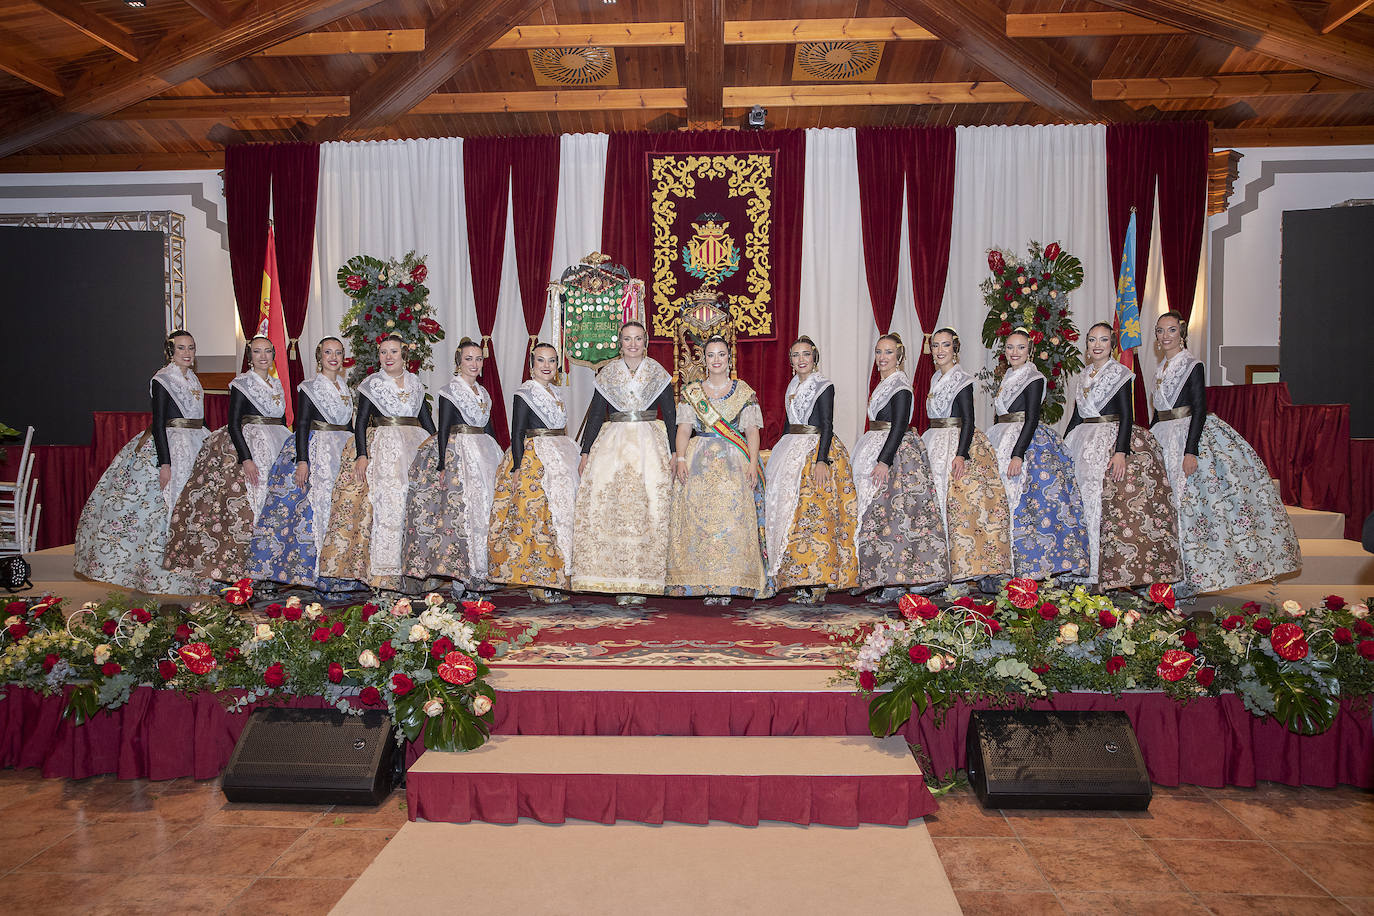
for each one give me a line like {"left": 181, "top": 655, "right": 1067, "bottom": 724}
{"left": 1213, "top": 125, "right": 1374, "bottom": 146}
{"left": 111, "top": 94, "right": 350, "bottom": 118}
{"left": 1321, "top": 0, "right": 1374, "bottom": 32}
{"left": 724, "top": 17, "right": 934, "bottom": 43}
{"left": 1094, "top": 71, "right": 1366, "bottom": 99}
{"left": 413, "top": 88, "right": 686, "bottom": 113}
{"left": 258, "top": 28, "right": 425, "bottom": 55}
{"left": 30, "top": 0, "right": 140, "bottom": 61}
{"left": 884, "top": 0, "right": 1127, "bottom": 121}
{"left": 182, "top": 0, "right": 236, "bottom": 29}
{"left": 0, "top": 0, "right": 384, "bottom": 160}
{"left": 1091, "top": 0, "right": 1374, "bottom": 90}
{"left": 0, "top": 32, "right": 64, "bottom": 95}
{"left": 1004, "top": 12, "right": 1183, "bottom": 36}
{"left": 0, "top": 150, "right": 227, "bottom": 172}
{"left": 490, "top": 21, "right": 684, "bottom": 48}
{"left": 724, "top": 81, "right": 1025, "bottom": 106}
{"left": 685, "top": 0, "right": 723, "bottom": 127}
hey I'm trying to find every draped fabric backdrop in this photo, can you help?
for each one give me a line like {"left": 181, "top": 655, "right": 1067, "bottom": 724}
{"left": 510, "top": 136, "right": 561, "bottom": 383}
{"left": 268, "top": 143, "right": 321, "bottom": 391}
{"left": 855, "top": 128, "right": 906, "bottom": 397}
{"left": 904, "top": 127, "right": 958, "bottom": 431}
{"left": 463, "top": 139, "right": 514, "bottom": 449}
{"left": 224, "top": 145, "right": 273, "bottom": 367}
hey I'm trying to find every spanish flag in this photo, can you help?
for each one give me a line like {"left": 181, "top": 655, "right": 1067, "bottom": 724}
{"left": 257, "top": 225, "right": 293, "bottom": 426}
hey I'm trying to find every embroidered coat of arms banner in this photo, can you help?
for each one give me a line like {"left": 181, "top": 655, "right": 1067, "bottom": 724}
{"left": 647, "top": 152, "right": 776, "bottom": 341}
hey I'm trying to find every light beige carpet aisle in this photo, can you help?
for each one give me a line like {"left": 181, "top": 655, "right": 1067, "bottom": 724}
{"left": 332, "top": 817, "right": 959, "bottom": 915}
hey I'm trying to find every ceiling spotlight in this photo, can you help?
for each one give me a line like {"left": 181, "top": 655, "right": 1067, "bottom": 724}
{"left": 745, "top": 104, "right": 767, "bottom": 130}
{"left": 124, "top": 0, "right": 147, "bottom": 7}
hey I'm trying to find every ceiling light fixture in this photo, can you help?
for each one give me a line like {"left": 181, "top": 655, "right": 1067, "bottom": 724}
{"left": 123, "top": 0, "right": 146, "bottom": 7}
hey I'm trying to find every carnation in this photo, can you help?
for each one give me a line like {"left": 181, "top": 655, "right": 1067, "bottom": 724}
{"left": 358, "top": 649, "right": 380, "bottom": 668}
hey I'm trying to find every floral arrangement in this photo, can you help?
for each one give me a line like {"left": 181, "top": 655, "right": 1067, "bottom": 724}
{"left": 839, "top": 580, "right": 1374, "bottom": 738}
{"left": 978, "top": 241, "right": 1085, "bottom": 423}
{"left": 337, "top": 251, "right": 445, "bottom": 389}
{"left": 0, "top": 583, "right": 538, "bottom": 752}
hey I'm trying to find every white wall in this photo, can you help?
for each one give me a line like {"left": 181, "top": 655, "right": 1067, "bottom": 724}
{"left": 1207, "top": 145, "right": 1374, "bottom": 383}
{"left": 0, "top": 169, "right": 239, "bottom": 364}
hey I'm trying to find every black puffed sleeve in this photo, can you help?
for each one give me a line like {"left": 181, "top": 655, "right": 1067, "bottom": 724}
{"left": 951, "top": 385, "right": 975, "bottom": 460}
{"left": 293, "top": 389, "right": 319, "bottom": 467}
{"left": 227, "top": 388, "right": 253, "bottom": 464}
{"left": 876, "top": 389, "right": 912, "bottom": 467}
{"left": 1065, "top": 403, "right": 1083, "bottom": 439}
{"left": 419, "top": 398, "right": 436, "bottom": 436}
{"left": 1108, "top": 381, "right": 1133, "bottom": 456}
{"left": 435, "top": 397, "right": 458, "bottom": 472}
{"left": 1010, "top": 379, "right": 1044, "bottom": 461}
{"left": 652, "top": 385, "right": 677, "bottom": 454}
{"left": 1178, "top": 363, "right": 1206, "bottom": 457}
{"left": 509, "top": 397, "right": 536, "bottom": 471}
{"left": 806, "top": 385, "right": 836, "bottom": 464}
{"left": 354, "top": 393, "right": 377, "bottom": 458}
{"left": 149, "top": 383, "right": 180, "bottom": 466}
{"left": 580, "top": 391, "right": 609, "bottom": 455}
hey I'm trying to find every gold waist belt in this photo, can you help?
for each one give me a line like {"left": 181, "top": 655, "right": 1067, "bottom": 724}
{"left": 868, "top": 421, "right": 892, "bottom": 431}
{"left": 994, "top": 411, "right": 1026, "bottom": 425}
{"left": 785, "top": 424, "right": 820, "bottom": 435}
{"left": 451, "top": 424, "right": 486, "bottom": 435}
{"left": 310, "top": 421, "right": 351, "bottom": 432}
{"left": 371, "top": 416, "right": 421, "bottom": 427}
{"left": 1154, "top": 406, "right": 1193, "bottom": 422}
{"left": 1082, "top": 414, "right": 1121, "bottom": 425}
{"left": 609, "top": 410, "right": 656, "bottom": 422}
{"left": 242, "top": 415, "right": 286, "bottom": 426}
{"left": 928, "top": 417, "right": 962, "bottom": 429}
{"left": 525, "top": 427, "right": 568, "bottom": 438}
{"left": 166, "top": 418, "right": 204, "bottom": 429}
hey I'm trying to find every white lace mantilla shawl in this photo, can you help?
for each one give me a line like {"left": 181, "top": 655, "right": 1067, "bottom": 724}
{"left": 229, "top": 370, "right": 286, "bottom": 417}
{"left": 926, "top": 366, "right": 974, "bottom": 418}
{"left": 993, "top": 363, "right": 1046, "bottom": 415}
{"left": 151, "top": 364, "right": 204, "bottom": 419}
{"left": 299, "top": 374, "right": 354, "bottom": 426}
{"left": 359, "top": 370, "right": 425, "bottom": 417}
{"left": 1153, "top": 348, "right": 1199, "bottom": 411}
{"left": 785, "top": 373, "right": 832, "bottom": 424}
{"left": 867, "top": 370, "right": 913, "bottom": 421}
{"left": 515, "top": 380, "right": 567, "bottom": 427}
{"left": 440, "top": 377, "right": 492, "bottom": 426}
{"left": 593, "top": 357, "right": 672, "bottom": 412}
{"left": 1076, "top": 360, "right": 1133, "bottom": 417}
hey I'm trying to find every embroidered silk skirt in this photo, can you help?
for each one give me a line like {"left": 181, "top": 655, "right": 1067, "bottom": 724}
{"left": 923, "top": 424, "right": 1012, "bottom": 582}
{"left": 666, "top": 434, "right": 772, "bottom": 598}
{"left": 987, "top": 421, "right": 1089, "bottom": 581}
{"left": 401, "top": 431, "right": 501, "bottom": 587}
{"left": 851, "top": 429, "right": 949, "bottom": 590}
{"left": 763, "top": 432, "right": 858, "bottom": 591}
{"left": 488, "top": 435, "right": 582, "bottom": 591}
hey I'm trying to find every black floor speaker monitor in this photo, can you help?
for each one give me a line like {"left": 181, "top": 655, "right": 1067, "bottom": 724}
{"left": 222, "top": 708, "right": 398, "bottom": 805}
{"left": 966, "top": 710, "right": 1152, "bottom": 810}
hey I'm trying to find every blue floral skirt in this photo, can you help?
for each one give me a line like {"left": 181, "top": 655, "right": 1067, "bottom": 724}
{"left": 989, "top": 422, "right": 1090, "bottom": 580}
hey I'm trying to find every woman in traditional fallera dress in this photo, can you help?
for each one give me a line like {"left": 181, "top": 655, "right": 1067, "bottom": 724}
{"left": 666, "top": 336, "right": 772, "bottom": 603}
{"left": 852, "top": 334, "right": 949, "bottom": 599}
{"left": 1150, "top": 311, "right": 1300, "bottom": 595}
{"left": 987, "top": 328, "right": 1089, "bottom": 580}
{"left": 762, "top": 336, "right": 858, "bottom": 604}
{"left": 401, "top": 338, "right": 503, "bottom": 595}
{"left": 570, "top": 321, "right": 678, "bottom": 604}
{"left": 164, "top": 336, "right": 291, "bottom": 582}
{"left": 317, "top": 334, "right": 436, "bottom": 590}
{"left": 75, "top": 330, "right": 212, "bottom": 595}
{"left": 922, "top": 328, "right": 1012, "bottom": 583}
{"left": 246, "top": 337, "right": 355, "bottom": 590}
{"left": 488, "top": 343, "right": 582, "bottom": 602}
{"left": 1064, "top": 322, "right": 1182, "bottom": 591}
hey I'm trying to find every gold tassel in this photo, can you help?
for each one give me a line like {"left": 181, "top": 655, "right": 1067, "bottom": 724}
{"left": 480, "top": 334, "right": 491, "bottom": 358}
{"left": 922, "top": 332, "right": 933, "bottom": 355}
{"left": 288, "top": 337, "right": 299, "bottom": 359}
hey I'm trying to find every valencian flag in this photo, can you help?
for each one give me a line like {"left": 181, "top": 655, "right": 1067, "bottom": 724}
{"left": 257, "top": 224, "right": 293, "bottom": 426}
{"left": 1114, "top": 209, "right": 1143, "bottom": 369}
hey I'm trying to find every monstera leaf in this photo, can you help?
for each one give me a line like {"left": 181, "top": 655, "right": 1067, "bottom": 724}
{"left": 868, "top": 681, "right": 924, "bottom": 738}
{"left": 1051, "top": 252, "right": 1084, "bottom": 291}
{"left": 1251, "top": 654, "right": 1339, "bottom": 736}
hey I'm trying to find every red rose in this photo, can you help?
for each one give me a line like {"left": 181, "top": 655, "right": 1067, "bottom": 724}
{"left": 1051, "top": 365, "right": 1062, "bottom": 377}
{"left": 175, "top": 623, "right": 193, "bottom": 642}
{"left": 1148, "top": 583, "right": 1176, "bottom": 610}
{"left": 311, "top": 627, "right": 331, "bottom": 643}
{"left": 378, "top": 641, "right": 397, "bottom": 661}
{"left": 1334, "top": 627, "right": 1354, "bottom": 645}
{"left": 399, "top": 309, "right": 413, "bottom": 321}
{"left": 327, "top": 662, "right": 344, "bottom": 684}
{"left": 997, "top": 321, "right": 1012, "bottom": 336}
{"left": 101, "top": 662, "right": 121, "bottom": 677}
{"left": 1253, "top": 617, "right": 1273, "bottom": 635}
{"left": 330, "top": 620, "right": 346, "bottom": 637}
{"left": 477, "top": 640, "right": 496, "bottom": 660}
{"left": 438, "top": 651, "right": 478, "bottom": 685}
{"left": 1360, "top": 641, "right": 1374, "bottom": 661}
{"left": 1038, "top": 602, "right": 1058, "bottom": 620}
{"left": 1105, "top": 656, "right": 1126, "bottom": 674}
{"left": 283, "top": 605, "right": 302, "bottom": 621}
{"left": 158, "top": 659, "right": 178, "bottom": 680}
{"left": 859, "top": 670, "right": 876, "bottom": 690}
{"left": 1358, "top": 620, "right": 1374, "bottom": 638}
{"left": 178, "top": 642, "right": 216, "bottom": 675}
{"left": 964, "top": 611, "right": 1001, "bottom": 634}
{"left": 102, "top": 619, "right": 118, "bottom": 635}
{"left": 1035, "top": 306, "right": 1049, "bottom": 320}
{"left": 1196, "top": 667, "right": 1216, "bottom": 687}
{"left": 411, "top": 264, "right": 428, "bottom": 283}
{"left": 952, "top": 596, "right": 977, "bottom": 610}
{"left": 430, "top": 636, "right": 454, "bottom": 660}
{"left": 1324, "top": 594, "right": 1346, "bottom": 611}
{"left": 908, "top": 644, "right": 932, "bottom": 664}
{"left": 1242, "top": 600, "right": 1262, "bottom": 614}
{"left": 346, "top": 274, "right": 365, "bottom": 291}
{"left": 1220, "top": 614, "right": 1244, "bottom": 631}
{"left": 399, "top": 283, "right": 414, "bottom": 294}
{"left": 1181, "top": 631, "right": 1199, "bottom": 649}
{"left": 1041, "top": 272, "right": 1051, "bottom": 282}
{"left": 391, "top": 673, "right": 414, "bottom": 696}
{"left": 5, "top": 600, "right": 23, "bottom": 614}
{"left": 1156, "top": 649, "right": 1195, "bottom": 682}
{"left": 1031, "top": 663, "right": 1050, "bottom": 675}
{"left": 42, "top": 653, "right": 59, "bottom": 672}
{"left": 6, "top": 621, "right": 29, "bottom": 639}
{"left": 359, "top": 686, "right": 383, "bottom": 706}
{"left": 1099, "top": 610, "right": 1118, "bottom": 629}
{"left": 375, "top": 334, "right": 386, "bottom": 343}
{"left": 898, "top": 594, "right": 939, "bottom": 621}
{"left": 1004, "top": 292, "right": 1014, "bottom": 302}
{"left": 263, "top": 663, "right": 286, "bottom": 687}
{"left": 1007, "top": 578, "right": 1039, "bottom": 610}
{"left": 130, "top": 608, "right": 152, "bottom": 624}
{"left": 361, "top": 603, "right": 379, "bottom": 621}
{"left": 225, "top": 647, "right": 241, "bottom": 662}
{"left": 1270, "top": 622, "right": 1309, "bottom": 661}
{"left": 1044, "top": 242, "right": 1061, "bottom": 261}
{"left": 264, "top": 603, "right": 283, "bottom": 618}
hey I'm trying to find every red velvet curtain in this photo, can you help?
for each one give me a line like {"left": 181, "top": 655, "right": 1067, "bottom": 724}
{"left": 268, "top": 143, "right": 321, "bottom": 391}
{"left": 224, "top": 145, "right": 273, "bottom": 368}
{"left": 855, "top": 128, "right": 906, "bottom": 396}
{"left": 1155, "top": 121, "right": 1208, "bottom": 325}
{"left": 509, "top": 135, "right": 561, "bottom": 381}
{"left": 601, "top": 130, "right": 805, "bottom": 444}
{"left": 904, "top": 127, "right": 957, "bottom": 432}
{"left": 463, "top": 138, "right": 512, "bottom": 449}
{"left": 1106, "top": 125, "right": 1158, "bottom": 425}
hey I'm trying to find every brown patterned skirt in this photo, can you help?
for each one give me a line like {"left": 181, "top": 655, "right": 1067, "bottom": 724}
{"left": 317, "top": 438, "right": 372, "bottom": 583}
{"left": 163, "top": 429, "right": 255, "bottom": 582}
{"left": 1097, "top": 425, "right": 1184, "bottom": 591}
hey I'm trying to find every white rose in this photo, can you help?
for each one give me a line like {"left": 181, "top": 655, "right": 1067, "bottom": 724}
{"left": 1058, "top": 622, "right": 1080, "bottom": 644}
{"left": 94, "top": 644, "right": 111, "bottom": 665}
{"left": 255, "top": 623, "right": 275, "bottom": 641}
{"left": 358, "top": 649, "right": 380, "bottom": 668}
{"left": 1020, "top": 286, "right": 1030, "bottom": 295}
{"left": 1351, "top": 604, "right": 1369, "bottom": 619}
{"left": 1050, "top": 336, "right": 1060, "bottom": 346}
{"left": 1282, "top": 600, "right": 1306, "bottom": 618}
{"left": 408, "top": 624, "right": 430, "bottom": 643}
{"left": 386, "top": 319, "right": 395, "bottom": 328}
{"left": 472, "top": 695, "right": 493, "bottom": 716}
{"left": 424, "top": 592, "right": 445, "bottom": 608}
{"left": 423, "top": 697, "right": 445, "bottom": 718}
{"left": 392, "top": 598, "right": 413, "bottom": 618}
{"left": 925, "top": 656, "right": 947, "bottom": 673}
{"left": 284, "top": 595, "right": 302, "bottom": 609}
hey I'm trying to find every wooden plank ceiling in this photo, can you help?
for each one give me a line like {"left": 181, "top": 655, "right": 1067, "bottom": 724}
{"left": 0, "top": 0, "right": 1371, "bottom": 170}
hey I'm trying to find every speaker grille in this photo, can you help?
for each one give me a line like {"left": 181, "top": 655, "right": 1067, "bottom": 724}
{"left": 223, "top": 709, "right": 396, "bottom": 804}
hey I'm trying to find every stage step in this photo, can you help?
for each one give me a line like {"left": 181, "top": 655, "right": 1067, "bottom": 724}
{"left": 1279, "top": 538, "right": 1374, "bottom": 587}
{"left": 406, "top": 735, "right": 934, "bottom": 828}
{"left": 1285, "top": 505, "right": 1347, "bottom": 540}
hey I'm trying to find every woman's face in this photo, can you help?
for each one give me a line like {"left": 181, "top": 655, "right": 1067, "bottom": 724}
{"left": 170, "top": 335, "right": 196, "bottom": 368}
{"left": 530, "top": 346, "right": 558, "bottom": 383}
{"left": 789, "top": 343, "right": 816, "bottom": 377}
{"left": 379, "top": 339, "right": 404, "bottom": 373}
{"left": 458, "top": 346, "right": 483, "bottom": 380}
{"left": 619, "top": 324, "right": 646, "bottom": 360}
{"left": 1155, "top": 317, "right": 1184, "bottom": 354}
{"left": 704, "top": 342, "right": 730, "bottom": 377}
{"left": 249, "top": 338, "right": 274, "bottom": 372}
{"left": 874, "top": 338, "right": 900, "bottom": 374}
{"left": 319, "top": 339, "right": 344, "bottom": 374}
{"left": 1086, "top": 326, "right": 1113, "bottom": 364}
{"left": 1004, "top": 334, "right": 1030, "bottom": 367}
{"left": 930, "top": 332, "right": 956, "bottom": 369}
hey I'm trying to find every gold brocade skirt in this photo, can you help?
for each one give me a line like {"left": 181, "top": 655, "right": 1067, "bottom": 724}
{"left": 489, "top": 436, "right": 582, "bottom": 591}
{"left": 316, "top": 438, "right": 372, "bottom": 584}
{"left": 771, "top": 438, "right": 858, "bottom": 590}
{"left": 924, "top": 425, "right": 1012, "bottom": 582}
{"left": 666, "top": 434, "right": 771, "bottom": 598}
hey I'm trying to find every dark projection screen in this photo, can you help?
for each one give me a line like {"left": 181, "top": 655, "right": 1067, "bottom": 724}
{"left": 1279, "top": 205, "right": 1374, "bottom": 439}
{"left": 1, "top": 226, "right": 167, "bottom": 445}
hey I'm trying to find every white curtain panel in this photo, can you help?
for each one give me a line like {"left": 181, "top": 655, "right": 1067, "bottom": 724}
{"left": 305, "top": 137, "right": 477, "bottom": 395}
{"left": 943, "top": 125, "right": 1114, "bottom": 428}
